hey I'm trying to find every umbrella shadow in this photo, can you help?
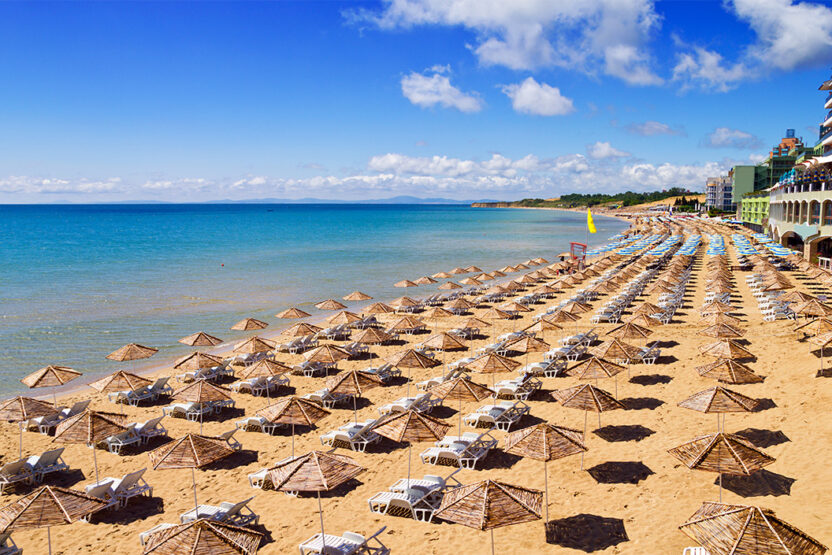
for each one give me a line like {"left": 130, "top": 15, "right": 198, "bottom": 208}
{"left": 651, "top": 340, "right": 679, "bottom": 349}
{"left": 715, "top": 469, "right": 795, "bottom": 497}
{"left": 207, "top": 449, "right": 259, "bottom": 470}
{"left": 586, "top": 461, "right": 654, "bottom": 485}
{"left": 817, "top": 367, "right": 832, "bottom": 378}
{"left": 593, "top": 425, "right": 655, "bottom": 443}
{"left": 752, "top": 398, "right": 777, "bottom": 412}
{"left": 546, "top": 514, "right": 629, "bottom": 552}
{"left": 92, "top": 495, "right": 165, "bottom": 524}
{"left": 619, "top": 397, "right": 664, "bottom": 410}
{"left": 299, "top": 478, "right": 364, "bottom": 498}
{"left": 39, "top": 469, "right": 86, "bottom": 489}
{"left": 213, "top": 407, "right": 247, "bottom": 422}
{"left": 628, "top": 374, "right": 672, "bottom": 386}
{"left": 653, "top": 354, "right": 678, "bottom": 365}
{"left": 429, "top": 405, "right": 457, "bottom": 419}
{"left": 517, "top": 413, "right": 546, "bottom": 428}
{"left": 733, "top": 428, "right": 790, "bottom": 448}
{"left": 475, "top": 448, "right": 522, "bottom": 470}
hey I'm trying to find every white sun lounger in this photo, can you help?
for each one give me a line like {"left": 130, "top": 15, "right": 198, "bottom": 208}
{"left": 26, "top": 447, "right": 69, "bottom": 482}
{"left": 180, "top": 496, "right": 258, "bottom": 526}
{"left": 320, "top": 419, "right": 381, "bottom": 452}
{"left": 0, "top": 460, "right": 34, "bottom": 494}
{"left": 298, "top": 527, "right": 389, "bottom": 555}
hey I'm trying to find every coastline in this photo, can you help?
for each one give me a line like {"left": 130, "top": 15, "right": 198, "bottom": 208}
{"left": 471, "top": 202, "right": 635, "bottom": 225}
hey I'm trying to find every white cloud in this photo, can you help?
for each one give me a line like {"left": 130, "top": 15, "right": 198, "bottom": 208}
{"left": 0, "top": 176, "right": 122, "bottom": 195}
{"left": 625, "top": 120, "right": 685, "bottom": 136}
{"left": 703, "top": 127, "right": 762, "bottom": 149}
{"left": 501, "top": 77, "right": 575, "bottom": 116}
{"left": 142, "top": 177, "right": 209, "bottom": 191}
{"left": 587, "top": 142, "right": 631, "bottom": 159}
{"left": 672, "top": 46, "right": 751, "bottom": 92}
{"left": 401, "top": 70, "right": 483, "bottom": 112}
{"left": 732, "top": 0, "right": 832, "bottom": 71}
{"left": 352, "top": 0, "right": 663, "bottom": 86}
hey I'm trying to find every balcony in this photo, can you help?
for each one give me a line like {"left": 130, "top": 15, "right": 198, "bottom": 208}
{"left": 826, "top": 92, "right": 832, "bottom": 109}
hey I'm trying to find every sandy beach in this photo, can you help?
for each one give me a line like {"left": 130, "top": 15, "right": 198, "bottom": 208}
{"left": 2, "top": 217, "right": 830, "bottom": 555}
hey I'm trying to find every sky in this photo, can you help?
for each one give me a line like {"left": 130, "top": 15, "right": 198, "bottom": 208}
{"left": 2, "top": 0, "right": 832, "bottom": 202}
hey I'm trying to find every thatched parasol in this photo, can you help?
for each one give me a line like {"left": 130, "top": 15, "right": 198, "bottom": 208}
{"left": 625, "top": 314, "right": 662, "bottom": 328}
{"left": 281, "top": 323, "right": 322, "bottom": 338}
{"left": 464, "top": 317, "right": 492, "bottom": 330}
{"left": 695, "top": 358, "right": 763, "bottom": 385}
{"left": 678, "top": 502, "right": 828, "bottom": 555}
{"left": 793, "top": 299, "right": 832, "bottom": 318}
{"left": 795, "top": 317, "right": 832, "bottom": 337}
{"left": 607, "top": 322, "right": 653, "bottom": 340}
{"left": 502, "top": 336, "right": 549, "bottom": 365}
{"left": 142, "top": 518, "right": 264, "bottom": 554}
{"left": 423, "top": 332, "right": 467, "bottom": 351}
{"left": 20, "top": 366, "right": 81, "bottom": 408}
{"left": 434, "top": 480, "right": 542, "bottom": 555}
{"left": 465, "top": 265, "right": 483, "bottom": 273}
{"left": 326, "top": 310, "right": 362, "bottom": 325}
{"left": 394, "top": 280, "right": 419, "bottom": 288}
{"left": 500, "top": 302, "right": 532, "bottom": 313}
{"left": 230, "top": 318, "right": 268, "bottom": 331}
{"left": 372, "top": 410, "right": 450, "bottom": 484}
{"left": 678, "top": 386, "right": 759, "bottom": 432}
{"left": 352, "top": 327, "right": 393, "bottom": 345}
{"left": 429, "top": 377, "right": 494, "bottom": 433}
{"left": 446, "top": 298, "right": 475, "bottom": 312}
{"left": 257, "top": 397, "right": 330, "bottom": 458}
{"left": 304, "top": 344, "right": 351, "bottom": 365}
{"left": 590, "top": 339, "right": 642, "bottom": 363}
{"left": 342, "top": 291, "right": 373, "bottom": 302}
{"left": 697, "top": 313, "right": 743, "bottom": 327}
{"left": 171, "top": 379, "right": 233, "bottom": 433}
{"left": 432, "top": 271, "right": 454, "bottom": 279}
{"left": 0, "top": 396, "right": 59, "bottom": 457}
{"left": 781, "top": 291, "right": 816, "bottom": 304}
{"left": 438, "top": 281, "right": 462, "bottom": 290}
{"left": 233, "top": 336, "right": 276, "bottom": 354}
{"left": 0, "top": 486, "right": 108, "bottom": 555}
{"left": 562, "top": 301, "right": 592, "bottom": 314}
{"left": 423, "top": 307, "right": 454, "bottom": 320}
{"left": 326, "top": 370, "right": 383, "bottom": 422}
{"left": 565, "top": 357, "right": 625, "bottom": 397}
{"left": 276, "top": 307, "right": 311, "bottom": 319}
{"left": 173, "top": 351, "right": 224, "bottom": 372}
{"left": 551, "top": 384, "right": 624, "bottom": 441}
{"left": 106, "top": 343, "right": 158, "bottom": 362}
{"left": 362, "top": 302, "right": 395, "bottom": 315}
{"left": 178, "top": 331, "right": 223, "bottom": 347}
{"left": 415, "top": 276, "right": 438, "bottom": 285}
{"left": 390, "top": 296, "right": 420, "bottom": 309}
{"left": 464, "top": 352, "right": 522, "bottom": 375}
{"left": 503, "top": 423, "right": 586, "bottom": 524}
{"left": 699, "top": 340, "right": 754, "bottom": 361}
{"left": 54, "top": 409, "right": 127, "bottom": 482}
{"left": 479, "top": 308, "right": 513, "bottom": 321}
{"left": 389, "top": 315, "right": 428, "bottom": 332}
{"left": 149, "top": 434, "right": 236, "bottom": 512}
{"left": 387, "top": 348, "right": 439, "bottom": 395}
{"left": 808, "top": 330, "right": 832, "bottom": 375}
{"left": 474, "top": 273, "right": 494, "bottom": 282}
{"left": 668, "top": 432, "right": 775, "bottom": 501}
{"left": 89, "top": 370, "right": 152, "bottom": 393}
{"left": 460, "top": 277, "right": 482, "bottom": 286}
{"left": 236, "top": 358, "right": 291, "bottom": 380}
{"left": 315, "top": 299, "right": 347, "bottom": 311}
{"left": 542, "top": 310, "right": 579, "bottom": 324}
{"left": 268, "top": 451, "right": 365, "bottom": 553}
{"left": 700, "top": 302, "right": 735, "bottom": 316}
{"left": 698, "top": 324, "right": 745, "bottom": 339}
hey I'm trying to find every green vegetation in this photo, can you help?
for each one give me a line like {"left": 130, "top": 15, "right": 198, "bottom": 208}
{"left": 513, "top": 187, "right": 698, "bottom": 208}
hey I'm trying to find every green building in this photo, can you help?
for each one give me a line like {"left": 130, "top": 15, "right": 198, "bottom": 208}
{"left": 740, "top": 189, "right": 770, "bottom": 232}
{"left": 731, "top": 130, "right": 805, "bottom": 209}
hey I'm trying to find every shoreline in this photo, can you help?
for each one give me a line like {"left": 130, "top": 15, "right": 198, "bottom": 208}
{"left": 471, "top": 203, "right": 634, "bottom": 225}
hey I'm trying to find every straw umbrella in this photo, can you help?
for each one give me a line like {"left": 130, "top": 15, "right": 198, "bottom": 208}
{"left": 543, "top": 311, "right": 580, "bottom": 337}
{"left": 148, "top": 433, "right": 235, "bottom": 512}
{"left": 562, "top": 301, "right": 592, "bottom": 314}
{"left": 230, "top": 318, "right": 268, "bottom": 331}
{"left": 0, "top": 486, "right": 108, "bottom": 555}
{"left": 315, "top": 299, "right": 347, "bottom": 311}
{"left": 0, "top": 396, "right": 58, "bottom": 458}
{"left": 502, "top": 336, "right": 549, "bottom": 367}
{"left": 625, "top": 314, "right": 662, "bottom": 328}
{"left": 386, "top": 349, "right": 440, "bottom": 395}
{"left": 438, "top": 281, "right": 462, "bottom": 291}
{"left": 464, "top": 352, "right": 522, "bottom": 388}
{"left": 700, "top": 302, "right": 735, "bottom": 316}
{"left": 697, "top": 313, "right": 743, "bottom": 327}
{"left": 503, "top": 424, "right": 586, "bottom": 525}
{"left": 695, "top": 359, "right": 764, "bottom": 385}
{"left": 793, "top": 299, "right": 832, "bottom": 319}
{"left": 89, "top": 370, "right": 152, "bottom": 415}
{"left": 781, "top": 291, "right": 816, "bottom": 304}
{"left": 170, "top": 379, "right": 234, "bottom": 433}
{"left": 632, "top": 302, "right": 662, "bottom": 316}
{"left": 523, "top": 319, "right": 562, "bottom": 344}
{"left": 276, "top": 307, "right": 311, "bottom": 319}
{"left": 142, "top": 519, "right": 265, "bottom": 554}
{"left": 173, "top": 351, "right": 224, "bottom": 372}
{"left": 415, "top": 276, "right": 438, "bottom": 285}
{"left": 280, "top": 323, "right": 321, "bottom": 338}
{"left": 236, "top": 358, "right": 292, "bottom": 403}
{"left": 607, "top": 322, "right": 653, "bottom": 340}
{"left": 678, "top": 502, "right": 828, "bottom": 555}
{"left": 326, "top": 370, "right": 383, "bottom": 422}
{"left": 795, "top": 317, "right": 832, "bottom": 337}
{"left": 327, "top": 310, "right": 362, "bottom": 325}
{"left": 551, "top": 384, "right": 623, "bottom": 467}
{"left": 106, "top": 343, "right": 158, "bottom": 363}
{"left": 352, "top": 327, "right": 393, "bottom": 346}
{"left": 53, "top": 409, "right": 127, "bottom": 483}
{"left": 233, "top": 336, "right": 276, "bottom": 354}
{"left": 590, "top": 339, "right": 642, "bottom": 366}
{"left": 809, "top": 331, "right": 832, "bottom": 375}
{"left": 179, "top": 332, "right": 223, "bottom": 347}
{"left": 389, "top": 315, "right": 428, "bottom": 333}
{"left": 678, "top": 386, "right": 759, "bottom": 432}
{"left": 698, "top": 340, "right": 754, "bottom": 360}
{"left": 422, "top": 307, "right": 454, "bottom": 322}
{"left": 268, "top": 451, "right": 365, "bottom": 554}
{"left": 668, "top": 432, "right": 775, "bottom": 501}
{"left": 362, "top": 302, "right": 395, "bottom": 315}
{"left": 465, "top": 265, "right": 483, "bottom": 273}
{"left": 394, "top": 280, "right": 419, "bottom": 288}
{"left": 21, "top": 366, "right": 81, "bottom": 407}
{"left": 342, "top": 291, "right": 372, "bottom": 302}
{"left": 446, "top": 298, "right": 476, "bottom": 314}
{"left": 390, "top": 296, "right": 420, "bottom": 311}
{"left": 432, "top": 271, "right": 454, "bottom": 279}
{"left": 698, "top": 324, "right": 745, "bottom": 339}
{"left": 428, "top": 377, "right": 494, "bottom": 434}
{"left": 434, "top": 480, "right": 542, "bottom": 555}
{"left": 305, "top": 344, "right": 351, "bottom": 373}
{"left": 565, "top": 357, "right": 625, "bottom": 398}
{"left": 372, "top": 410, "right": 450, "bottom": 485}
{"left": 257, "top": 397, "right": 330, "bottom": 458}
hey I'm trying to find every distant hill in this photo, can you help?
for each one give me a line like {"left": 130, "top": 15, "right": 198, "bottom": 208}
{"left": 472, "top": 188, "right": 701, "bottom": 209}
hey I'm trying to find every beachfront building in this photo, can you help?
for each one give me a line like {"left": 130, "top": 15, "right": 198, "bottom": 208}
{"left": 705, "top": 175, "right": 734, "bottom": 211}
{"left": 739, "top": 189, "right": 769, "bottom": 232}
{"left": 766, "top": 76, "right": 832, "bottom": 264}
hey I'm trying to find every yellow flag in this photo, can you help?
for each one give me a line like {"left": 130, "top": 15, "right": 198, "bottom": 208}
{"left": 587, "top": 208, "right": 597, "bottom": 234}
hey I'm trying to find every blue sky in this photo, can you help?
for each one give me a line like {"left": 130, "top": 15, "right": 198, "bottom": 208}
{"left": 2, "top": 0, "right": 832, "bottom": 202}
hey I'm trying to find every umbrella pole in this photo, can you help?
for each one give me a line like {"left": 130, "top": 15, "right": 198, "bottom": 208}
{"left": 18, "top": 422, "right": 22, "bottom": 459}
{"left": 318, "top": 491, "right": 327, "bottom": 552}
{"left": 543, "top": 459, "right": 549, "bottom": 525}
{"left": 47, "top": 526, "right": 52, "bottom": 555}
{"left": 458, "top": 397, "right": 463, "bottom": 436}
{"left": 581, "top": 410, "right": 587, "bottom": 470}
{"left": 192, "top": 467, "right": 199, "bottom": 513}
{"left": 200, "top": 407, "right": 203, "bottom": 435}
{"left": 491, "top": 528, "right": 495, "bottom": 555}
{"left": 92, "top": 444, "right": 100, "bottom": 484}
{"left": 407, "top": 368, "right": 412, "bottom": 397}
{"left": 407, "top": 443, "right": 412, "bottom": 485}
{"left": 291, "top": 423, "right": 295, "bottom": 459}
{"left": 353, "top": 395, "right": 358, "bottom": 424}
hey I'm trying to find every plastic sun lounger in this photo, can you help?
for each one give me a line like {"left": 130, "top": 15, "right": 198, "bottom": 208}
{"left": 180, "top": 496, "right": 259, "bottom": 526}
{"left": 26, "top": 447, "right": 69, "bottom": 482}
{"left": 135, "top": 416, "right": 167, "bottom": 444}
{"left": 0, "top": 460, "right": 34, "bottom": 494}
{"left": 367, "top": 487, "right": 440, "bottom": 522}
{"left": 103, "top": 426, "right": 141, "bottom": 454}
{"left": 139, "top": 523, "right": 177, "bottom": 546}
{"left": 298, "top": 527, "right": 389, "bottom": 555}
{"left": 0, "top": 532, "right": 22, "bottom": 555}
{"left": 31, "top": 399, "right": 90, "bottom": 434}
{"left": 216, "top": 429, "right": 242, "bottom": 451}
{"left": 236, "top": 416, "right": 284, "bottom": 435}
{"left": 320, "top": 419, "right": 381, "bottom": 452}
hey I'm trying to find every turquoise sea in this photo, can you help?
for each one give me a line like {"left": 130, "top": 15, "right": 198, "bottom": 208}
{"left": 0, "top": 204, "right": 628, "bottom": 396}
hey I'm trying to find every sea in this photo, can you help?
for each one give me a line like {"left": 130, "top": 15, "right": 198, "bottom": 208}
{"left": 0, "top": 204, "right": 629, "bottom": 397}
